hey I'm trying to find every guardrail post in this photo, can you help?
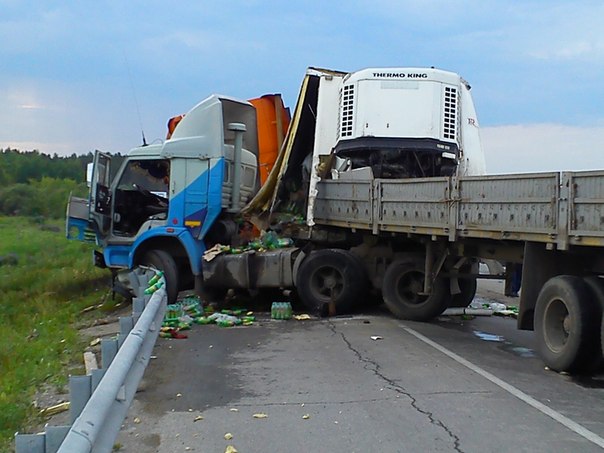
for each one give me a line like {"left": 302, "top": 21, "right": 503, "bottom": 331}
{"left": 133, "top": 296, "right": 146, "bottom": 316}
{"left": 91, "top": 368, "right": 105, "bottom": 392}
{"left": 15, "top": 433, "right": 45, "bottom": 453}
{"left": 45, "top": 426, "right": 70, "bottom": 453}
{"left": 120, "top": 316, "right": 134, "bottom": 336}
{"left": 101, "top": 338, "right": 119, "bottom": 369}
{"left": 57, "top": 285, "right": 167, "bottom": 453}
{"left": 69, "top": 375, "right": 91, "bottom": 424}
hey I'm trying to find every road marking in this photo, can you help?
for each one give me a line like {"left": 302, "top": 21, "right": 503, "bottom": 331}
{"left": 402, "top": 325, "right": 604, "bottom": 449}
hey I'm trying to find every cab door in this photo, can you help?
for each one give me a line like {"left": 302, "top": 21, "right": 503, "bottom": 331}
{"left": 89, "top": 150, "right": 112, "bottom": 236}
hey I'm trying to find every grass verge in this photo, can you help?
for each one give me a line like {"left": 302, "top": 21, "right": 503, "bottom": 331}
{"left": 0, "top": 216, "right": 113, "bottom": 450}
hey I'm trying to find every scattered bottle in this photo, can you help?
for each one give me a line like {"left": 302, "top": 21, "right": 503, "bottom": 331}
{"left": 271, "top": 302, "right": 292, "bottom": 320}
{"left": 147, "top": 271, "right": 164, "bottom": 287}
{"left": 144, "top": 281, "right": 164, "bottom": 294}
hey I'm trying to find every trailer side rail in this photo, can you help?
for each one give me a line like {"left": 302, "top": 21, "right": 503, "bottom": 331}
{"left": 314, "top": 170, "right": 604, "bottom": 250}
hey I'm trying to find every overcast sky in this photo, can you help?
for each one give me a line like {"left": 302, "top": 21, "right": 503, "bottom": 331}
{"left": 1, "top": 1, "right": 603, "bottom": 174}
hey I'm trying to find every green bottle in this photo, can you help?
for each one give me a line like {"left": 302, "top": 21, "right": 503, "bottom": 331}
{"left": 148, "top": 271, "right": 163, "bottom": 287}
{"left": 284, "top": 302, "right": 292, "bottom": 320}
{"left": 271, "top": 302, "right": 278, "bottom": 319}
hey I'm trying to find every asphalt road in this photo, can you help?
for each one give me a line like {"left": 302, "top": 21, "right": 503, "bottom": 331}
{"left": 117, "top": 280, "right": 604, "bottom": 453}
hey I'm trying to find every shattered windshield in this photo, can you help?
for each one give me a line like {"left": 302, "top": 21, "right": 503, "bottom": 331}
{"left": 118, "top": 159, "right": 170, "bottom": 197}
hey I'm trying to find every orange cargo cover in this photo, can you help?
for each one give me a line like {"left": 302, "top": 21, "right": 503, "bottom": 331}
{"left": 248, "top": 94, "right": 290, "bottom": 185}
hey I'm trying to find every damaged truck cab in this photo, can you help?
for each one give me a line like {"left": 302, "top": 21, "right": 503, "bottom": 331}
{"left": 69, "top": 95, "right": 262, "bottom": 303}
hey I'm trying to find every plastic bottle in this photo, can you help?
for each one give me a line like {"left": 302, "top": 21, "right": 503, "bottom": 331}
{"left": 145, "top": 281, "right": 164, "bottom": 294}
{"left": 277, "top": 238, "right": 294, "bottom": 248}
{"left": 147, "top": 271, "right": 163, "bottom": 287}
{"left": 284, "top": 302, "right": 292, "bottom": 320}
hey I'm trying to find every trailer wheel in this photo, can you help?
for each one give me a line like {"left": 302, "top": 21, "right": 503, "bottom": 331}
{"left": 141, "top": 249, "right": 179, "bottom": 305}
{"left": 581, "top": 277, "right": 604, "bottom": 371}
{"left": 534, "top": 275, "right": 599, "bottom": 373}
{"left": 296, "top": 249, "right": 367, "bottom": 314}
{"left": 382, "top": 259, "right": 451, "bottom": 321}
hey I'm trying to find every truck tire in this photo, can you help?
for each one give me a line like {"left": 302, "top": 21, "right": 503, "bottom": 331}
{"left": 449, "top": 262, "right": 479, "bottom": 308}
{"left": 141, "top": 249, "right": 179, "bottom": 305}
{"left": 534, "top": 275, "right": 599, "bottom": 373}
{"left": 296, "top": 249, "right": 367, "bottom": 314}
{"left": 581, "top": 277, "right": 604, "bottom": 371}
{"left": 382, "top": 259, "right": 451, "bottom": 321}
{"left": 449, "top": 278, "right": 477, "bottom": 308}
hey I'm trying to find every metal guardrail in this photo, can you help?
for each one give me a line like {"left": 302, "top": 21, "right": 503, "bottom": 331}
{"left": 15, "top": 268, "right": 167, "bottom": 453}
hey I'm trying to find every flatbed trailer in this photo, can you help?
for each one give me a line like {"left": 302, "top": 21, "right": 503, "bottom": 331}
{"left": 310, "top": 170, "right": 604, "bottom": 373}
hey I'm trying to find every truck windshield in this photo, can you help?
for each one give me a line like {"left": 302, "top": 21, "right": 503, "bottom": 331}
{"left": 118, "top": 160, "right": 170, "bottom": 197}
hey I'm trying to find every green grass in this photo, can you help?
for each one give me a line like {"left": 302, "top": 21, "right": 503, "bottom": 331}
{"left": 0, "top": 216, "right": 112, "bottom": 450}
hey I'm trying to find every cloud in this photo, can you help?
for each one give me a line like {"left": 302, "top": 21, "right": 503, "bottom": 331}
{"left": 1, "top": 1, "right": 603, "bottom": 160}
{"left": 481, "top": 124, "right": 604, "bottom": 174}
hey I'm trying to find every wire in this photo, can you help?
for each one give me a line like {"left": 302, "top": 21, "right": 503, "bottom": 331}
{"left": 122, "top": 50, "right": 147, "bottom": 146}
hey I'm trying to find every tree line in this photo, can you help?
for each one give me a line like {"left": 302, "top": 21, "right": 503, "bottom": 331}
{"left": 0, "top": 148, "right": 124, "bottom": 219}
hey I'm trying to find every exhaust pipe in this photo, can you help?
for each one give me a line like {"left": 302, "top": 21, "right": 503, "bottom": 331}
{"left": 227, "top": 122, "right": 247, "bottom": 212}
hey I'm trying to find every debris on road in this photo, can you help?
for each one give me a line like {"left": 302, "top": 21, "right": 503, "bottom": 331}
{"left": 225, "top": 446, "right": 238, "bottom": 453}
{"left": 253, "top": 413, "right": 268, "bottom": 419}
{"left": 194, "top": 415, "right": 204, "bottom": 422}
{"left": 302, "top": 414, "right": 310, "bottom": 419}
{"left": 160, "top": 327, "right": 188, "bottom": 339}
{"left": 443, "top": 300, "right": 519, "bottom": 318}
{"left": 370, "top": 336, "right": 383, "bottom": 341}
{"left": 294, "top": 314, "right": 312, "bottom": 320}
{"left": 271, "top": 302, "right": 293, "bottom": 320}
{"left": 39, "top": 401, "right": 69, "bottom": 416}
{"left": 224, "top": 433, "right": 233, "bottom": 440}
{"left": 161, "top": 296, "right": 257, "bottom": 336}
{"left": 83, "top": 351, "right": 98, "bottom": 374}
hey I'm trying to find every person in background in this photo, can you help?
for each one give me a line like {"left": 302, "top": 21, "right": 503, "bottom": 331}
{"left": 505, "top": 262, "right": 522, "bottom": 297}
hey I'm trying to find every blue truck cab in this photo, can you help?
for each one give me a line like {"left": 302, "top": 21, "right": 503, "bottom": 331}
{"left": 67, "top": 95, "right": 260, "bottom": 302}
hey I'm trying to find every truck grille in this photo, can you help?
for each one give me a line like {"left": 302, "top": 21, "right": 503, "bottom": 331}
{"left": 443, "top": 86, "right": 458, "bottom": 140}
{"left": 340, "top": 84, "right": 355, "bottom": 138}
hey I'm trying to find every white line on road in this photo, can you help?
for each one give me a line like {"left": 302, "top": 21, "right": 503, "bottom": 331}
{"left": 401, "top": 325, "right": 604, "bottom": 449}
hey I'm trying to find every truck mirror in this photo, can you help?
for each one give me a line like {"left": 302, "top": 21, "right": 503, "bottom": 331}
{"left": 86, "top": 162, "right": 93, "bottom": 187}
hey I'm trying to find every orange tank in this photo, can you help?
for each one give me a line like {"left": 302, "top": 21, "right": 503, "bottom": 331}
{"left": 166, "top": 114, "right": 184, "bottom": 139}
{"left": 248, "top": 94, "right": 290, "bottom": 185}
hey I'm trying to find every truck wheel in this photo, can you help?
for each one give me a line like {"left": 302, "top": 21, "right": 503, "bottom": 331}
{"left": 141, "top": 250, "right": 179, "bottom": 305}
{"left": 449, "top": 278, "right": 478, "bottom": 308}
{"left": 382, "top": 259, "right": 451, "bottom": 321}
{"left": 296, "top": 249, "right": 367, "bottom": 314}
{"left": 581, "top": 277, "right": 604, "bottom": 371}
{"left": 449, "top": 262, "right": 479, "bottom": 308}
{"left": 534, "top": 275, "right": 599, "bottom": 373}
